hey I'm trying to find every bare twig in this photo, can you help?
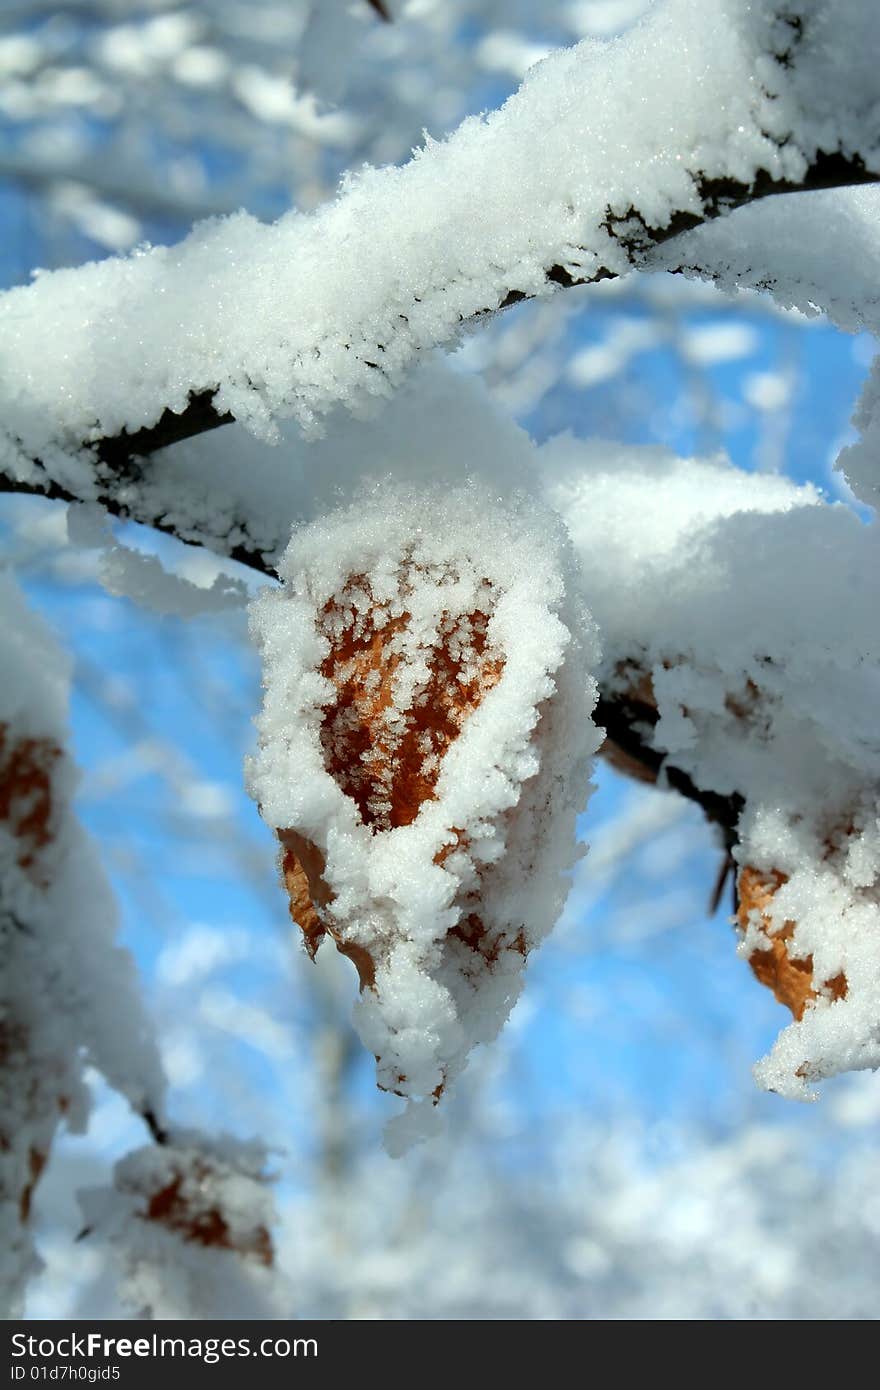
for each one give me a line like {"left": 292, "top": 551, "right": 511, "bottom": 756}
{"left": 595, "top": 695, "right": 744, "bottom": 847}
{"left": 142, "top": 1108, "right": 169, "bottom": 1146}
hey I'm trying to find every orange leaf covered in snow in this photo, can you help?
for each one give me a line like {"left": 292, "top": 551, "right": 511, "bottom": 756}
{"left": 249, "top": 481, "right": 600, "bottom": 1145}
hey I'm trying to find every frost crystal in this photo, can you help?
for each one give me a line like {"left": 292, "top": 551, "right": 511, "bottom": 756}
{"left": 249, "top": 481, "right": 600, "bottom": 1142}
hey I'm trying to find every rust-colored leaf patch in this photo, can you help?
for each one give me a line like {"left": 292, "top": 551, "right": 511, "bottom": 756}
{"left": 737, "top": 865, "right": 847, "bottom": 1020}
{"left": 318, "top": 578, "right": 503, "bottom": 831}
{"left": 142, "top": 1165, "right": 273, "bottom": 1267}
{"left": 280, "top": 573, "right": 504, "bottom": 991}
{"left": 0, "top": 725, "right": 59, "bottom": 875}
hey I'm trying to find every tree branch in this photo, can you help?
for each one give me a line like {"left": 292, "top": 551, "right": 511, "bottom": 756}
{"left": 0, "top": 463, "right": 267, "bottom": 574}
{"left": 595, "top": 694, "right": 744, "bottom": 847}
{"left": 3, "top": 0, "right": 878, "bottom": 498}
{"left": 0, "top": 149, "right": 873, "bottom": 569}
{"left": 93, "top": 390, "right": 235, "bottom": 471}
{"left": 497, "top": 151, "right": 880, "bottom": 310}
{"left": 1, "top": 148, "right": 869, "bottom": 485}
{"left": 156, "top": 158, "right": 880, "bottom": 452}
{"left": 1, "top": 145, "right": 876, "bottom": 635}
{"left": 0, "top": 160, "right": 870, "bottom": 845}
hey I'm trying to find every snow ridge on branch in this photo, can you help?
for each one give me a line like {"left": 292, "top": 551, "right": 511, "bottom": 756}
{"left": 1, "top": 0, "right": 878, "bottom": 514}
{"left": 2, "top": 149, "right": 872, "bottom": 520}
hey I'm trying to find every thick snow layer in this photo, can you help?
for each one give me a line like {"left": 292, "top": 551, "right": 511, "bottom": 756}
{"left": 78, "top": 1131, "right": 287, "bottom": 1320}
{"left": 98, "top": 362, "right": 539, "bottom": 573}
{"left": 0, "top": 571, "right": 164, "bottom": 1317}
{"left": 0, "top": 0, "right": 877, "bottom": 489}
{"left": 540, "top": 438, "right": 879, "bottom": 784}
{"left": 541, "top": 439, "right": 880, "bottom": 1096}
{"left": 249, "top": 480, "right": 600, "bottom": 1140}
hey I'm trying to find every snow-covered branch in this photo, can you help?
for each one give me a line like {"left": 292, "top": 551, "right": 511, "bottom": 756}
{"left": 0, "top": 152, "right": 873, "bottom": 520}
{"left": 1, "top": 0, "right": 878, "bottom": 509}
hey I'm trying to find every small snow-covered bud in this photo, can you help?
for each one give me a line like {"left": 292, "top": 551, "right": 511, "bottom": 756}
{"left": 249, "top": 479, "right": 601, "bottom": 1141}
